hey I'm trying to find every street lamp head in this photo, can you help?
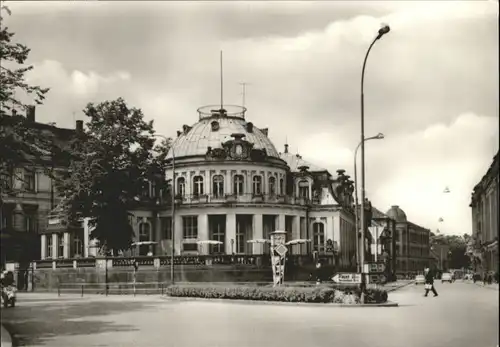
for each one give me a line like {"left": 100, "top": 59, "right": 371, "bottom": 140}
{"left": 377, "top": 25, "right": 391, "bottom": 39}
{"left": 375, "top": 133, "right": 384, "bottom": 139}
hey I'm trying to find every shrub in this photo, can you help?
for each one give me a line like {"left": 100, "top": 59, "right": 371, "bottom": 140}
{"left": 165, "top": 284, "right": 388, "bottom": 304}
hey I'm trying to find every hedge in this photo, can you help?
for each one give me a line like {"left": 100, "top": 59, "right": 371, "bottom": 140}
{"left": 165, "top": 284, "right": 388, "bottom": 304}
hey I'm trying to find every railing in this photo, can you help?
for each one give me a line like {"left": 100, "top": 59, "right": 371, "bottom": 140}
{"left": 33, "top": 254, "right": 340, "bottom": 270}
{"left": 169, "top": 193, "right": 316, "bottom": 206}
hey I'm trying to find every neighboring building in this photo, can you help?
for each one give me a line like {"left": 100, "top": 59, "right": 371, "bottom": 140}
{"left": 40, "top": 105, "right": 358, "bottom": 270}
{"left": 469, "top": 151, "right": 499, "bottom": 274}
{"left": 385, "top": 205, "right": 431, "bottom": 274}
{"left": 1, "top": 106, "right": 80, "bottom": 265}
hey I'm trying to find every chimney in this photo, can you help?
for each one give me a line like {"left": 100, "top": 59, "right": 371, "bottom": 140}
{"left": 26, "top": 105, "right": 35, "bottom": 122}
{"left": 284, "top": 143, "right": 289, "bottom": 153}
{"left": 76, "top": 120, "right": 84, "bottom": 134}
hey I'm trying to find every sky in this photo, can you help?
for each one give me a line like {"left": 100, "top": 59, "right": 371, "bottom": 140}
{"left": 4, "top": 0, "right": 499, "bottom": 237}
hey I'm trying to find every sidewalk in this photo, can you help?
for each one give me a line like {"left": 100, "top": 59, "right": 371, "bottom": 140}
{"left": 1, "top": 324, "right": 13, "bottom": 347}
{"left": 381, "top": 280, "right": 415, "bottom": 292}
{"left": 474, "top": 282, "right": 499, "bottom": 291}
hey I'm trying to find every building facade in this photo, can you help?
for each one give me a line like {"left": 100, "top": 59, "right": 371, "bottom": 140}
{"left": 40, "top": 105, "right": 358, "bottom": 269}
{"left": 1, "top": 106, "right": 80, "bottom": 265}
{"left": 385, "top": 205, "right": 431, "bottom": 274}
{"left": 469, "top": 152, "right": 499, "bottom": 274}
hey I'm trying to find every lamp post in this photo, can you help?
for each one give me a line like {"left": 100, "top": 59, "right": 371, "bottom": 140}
{"left": 153, "top": 134, "right": 175, "bottom": 285}
{"left": 354, "top": 133, "right": 384, "bottom": 272}
{"left": 360, "top": 25, "right": 390, "bottom": 301}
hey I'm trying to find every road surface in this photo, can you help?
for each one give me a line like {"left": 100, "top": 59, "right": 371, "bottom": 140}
{"left": 1, "top": 281, "right": 498, "bottom": 347}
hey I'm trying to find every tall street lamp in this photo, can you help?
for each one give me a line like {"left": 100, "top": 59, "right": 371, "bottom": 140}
{"left": 153, "top": 134, "right": 176, "bottom": 285}
{"left": 354, "top": 132, "right": 384, "bottom": 272}
{"left": 360, "top": 24, "right": 390, "bottom": 300}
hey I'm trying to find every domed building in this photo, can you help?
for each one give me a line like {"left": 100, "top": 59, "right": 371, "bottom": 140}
{"left": 131, "top": 105, "right": 357, "bottom": 267}
{"left": 385, "top": 205, "right": 431, "bottom": 274}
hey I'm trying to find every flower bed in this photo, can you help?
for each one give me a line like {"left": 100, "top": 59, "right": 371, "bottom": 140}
{"left": 165, "top": 284, "right": 388, "bottom": 304}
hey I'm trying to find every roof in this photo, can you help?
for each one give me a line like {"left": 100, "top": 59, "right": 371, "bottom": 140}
{"left": 386, "top": 205, "right": 408, "bottom": 223}
{"left": 166, "top": 112, "right": 279, "bottom": 160}
{"left": 372, "top": 206, "right": 389, "bottom": 219}
{"left": 279, "top": 152, "right": 327, "bottom": 172}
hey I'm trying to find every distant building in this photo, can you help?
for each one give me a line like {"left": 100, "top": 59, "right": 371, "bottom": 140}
{"left": 40, "top": 105, "right": 358, "bottom": 269}
{"left": 1, "top": 106, "right": 80, "bottom": 265}
{"left": 384, "top": 205, "right": 432, "bottom": 274}
{"left": 469, "top": 151, "right": 499, "bottom": 274}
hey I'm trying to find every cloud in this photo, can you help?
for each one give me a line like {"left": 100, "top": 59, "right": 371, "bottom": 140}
{"left": 5, "top": 1, "right": 498, "bottom": 237}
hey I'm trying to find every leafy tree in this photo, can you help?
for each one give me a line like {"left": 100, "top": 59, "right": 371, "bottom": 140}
{"left": 430, "top": 234, "right": 471, "bottom": 269}
{"left": 57, "top": 98, "right": 171, "bottom": 254}
{"left": 0, "top": 5, "right": 51, "bottom": 198}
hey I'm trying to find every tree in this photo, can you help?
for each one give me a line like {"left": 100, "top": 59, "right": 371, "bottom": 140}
{"left": 0, "top": 5, "right": 51, "bottom": 197}
{"left": 430, "top": 234, "right": 471, "bottom": 270}
{"left": 57, "top": 98, "right": 171, "bottom": 254}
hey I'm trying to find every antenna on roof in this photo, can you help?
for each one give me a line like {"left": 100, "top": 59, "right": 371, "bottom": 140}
{"left": 220, "top": 50, "right": 224, "bottom": 111}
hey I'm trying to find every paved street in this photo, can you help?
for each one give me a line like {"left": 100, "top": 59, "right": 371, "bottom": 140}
{"left": 1, "top": 282, "right": 498, "bottom": 347}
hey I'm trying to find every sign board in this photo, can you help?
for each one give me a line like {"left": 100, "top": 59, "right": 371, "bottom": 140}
{"left": 332, "top": 273, "right": 362, "bottom": 284}
{"left": 368, "top": 274, "right": 387, "bottom": 284}
{"left": 275, "top": 244, "right": 288, "bottom": 257}
{"left": 365, "top": 262, "right": 386, "bottom": 273}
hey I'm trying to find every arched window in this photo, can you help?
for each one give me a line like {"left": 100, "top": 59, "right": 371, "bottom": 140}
{"left": 234, "top": 175, "right": 244, "bottom": 195}
{"left": 212, "top": 175, "right": 224, "bottom": 197}
{"left": 177, "top": 177, "right": 186, "bottom": 196}
{"left": 298, "top": 180, "right": 309, "bottom": 199}
{"left": 193, "top": 175, "right": 204, "bottom": 196}
{"left": 253, "top": 175, "right": 262, "bottom": 195}
{"left": 313, "top": 222, "right": 325, "bottom": 253}
{"left": 279, "top": 178, "right": 284, "bottom": 195}
{"left": 269, "top": 176, "right": 276, "bottom": 195}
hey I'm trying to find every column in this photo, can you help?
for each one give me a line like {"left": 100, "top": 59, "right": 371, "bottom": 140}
{"left": 174, "top": 214, "right": 182, "bottom": 255}
{"left": 204, "top": 171, "right": 211, "bottom": 196}
{"left": 278, "top": 214, "right": 286, "bottom": 231}
{"left": 198, "top": 214, "right": 209, "bottom": 255}
{"left": 253, "top": 214, "right": 263, "bottom": 254}
{"left": 41, "top": 234, "right": 47, "bottom": 259}
{"left": 63, "top": 232, "right": 70, "bottom": 258}
{"left": 83, "top": 218, "right": 89, "bottom": 258}
{"left": 52, "top": 233, "right": 58, "bottom": 259}
{"left": 226, "top": 213, "right": 236, "bottom": 255}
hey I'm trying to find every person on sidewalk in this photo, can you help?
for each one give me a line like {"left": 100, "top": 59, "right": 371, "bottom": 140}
{"left": 424, "top": 268, "right": 438, "bottom": 297}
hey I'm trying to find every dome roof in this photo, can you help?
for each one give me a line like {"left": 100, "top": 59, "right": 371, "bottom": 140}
{"left": 166, "top": 106, "right": 279, "bottom": 160}
{"left": 386, "top": 205, "right": 407, "bottom": 223}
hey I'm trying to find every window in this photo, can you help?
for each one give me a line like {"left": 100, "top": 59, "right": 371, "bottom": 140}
{"left": 141, "top": 181, "right": 150, "bottom": 198}
{"left": 73, "top": 232, "right": 84, "bottom": 257}
{"left": 234, "top": 175, "right": 244, "bottom": 195}
{"left": 177, "top": 177, "right": 186, "bottom": 196}
{"left": 313, "top": 222, "right": 325, "bottom": 253}
{"left": 47, "top": 235, "right": 53, "bottom": 259}
{"left": 269, "top": 176, "right": 276, "bottom": 195}
{"left": 298, "top": 180, "right": 309, "bottom": 199}
{"left": 209, "top": 216, "right": 225, "bottom": 254}
{"left": 183, "top": 216, "right": 198, "bottom": 252}
{"left": 193, "top": 176, "right": 204, "bottom": 196}
{"left": 212, "top": 175, "right": 224, "bottom": 197}
{"left": 24, "top": 169, "right": 36, "bottom": 192}
{"left": 138, "top": 222, "right": 151, "bottom": 256}
{"left": 161, "top": 217, "right": 172, "bottom": 240}
{"left": 236, "top": 216, "right": 250, "bottom": 254}
{"left": 25, "top": 215, "right": 37, "bottom": 233}
{"left": 253, "top": 175, "right": 262, "bottom": 195}
{"left": 279, "top": 178, "right": 284, "bottom": 195}
{"left": 58, "top": 235, "right": 64, "bottom": 258}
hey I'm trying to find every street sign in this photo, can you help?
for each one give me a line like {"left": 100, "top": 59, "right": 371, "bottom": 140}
{"left": 365, "top": 262, "right": 386, "bottom": 273}
{"left": 332, "top": 273, "right": 362, "bottom": 284}
{"left": 274, "top": 244, "right": 288, "bottom": 257}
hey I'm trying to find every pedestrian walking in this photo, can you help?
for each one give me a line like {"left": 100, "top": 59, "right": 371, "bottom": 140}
{"left": 424, "top": 268, "right": 438, "bottom": 297}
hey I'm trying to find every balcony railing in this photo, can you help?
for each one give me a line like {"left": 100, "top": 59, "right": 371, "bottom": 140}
{"left": 160, "top": 193, "right": 315, "bottom": 206}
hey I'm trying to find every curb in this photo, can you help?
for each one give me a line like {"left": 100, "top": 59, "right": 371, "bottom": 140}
{"left": 1, "top": 324, "right": 13, "bottom": 347}
{"left": 160, "top": 296, "right": 398, "bottom": 307}
{"left": 473, "top": 282, "right": 499, "bottom": 291}
{"left": 385, "top": 281, "right": 415, "bottom": 293}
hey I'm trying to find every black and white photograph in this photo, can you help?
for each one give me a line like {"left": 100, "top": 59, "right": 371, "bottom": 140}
{"left": 0, "top": 1, "right": 498, "bottom": 346}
